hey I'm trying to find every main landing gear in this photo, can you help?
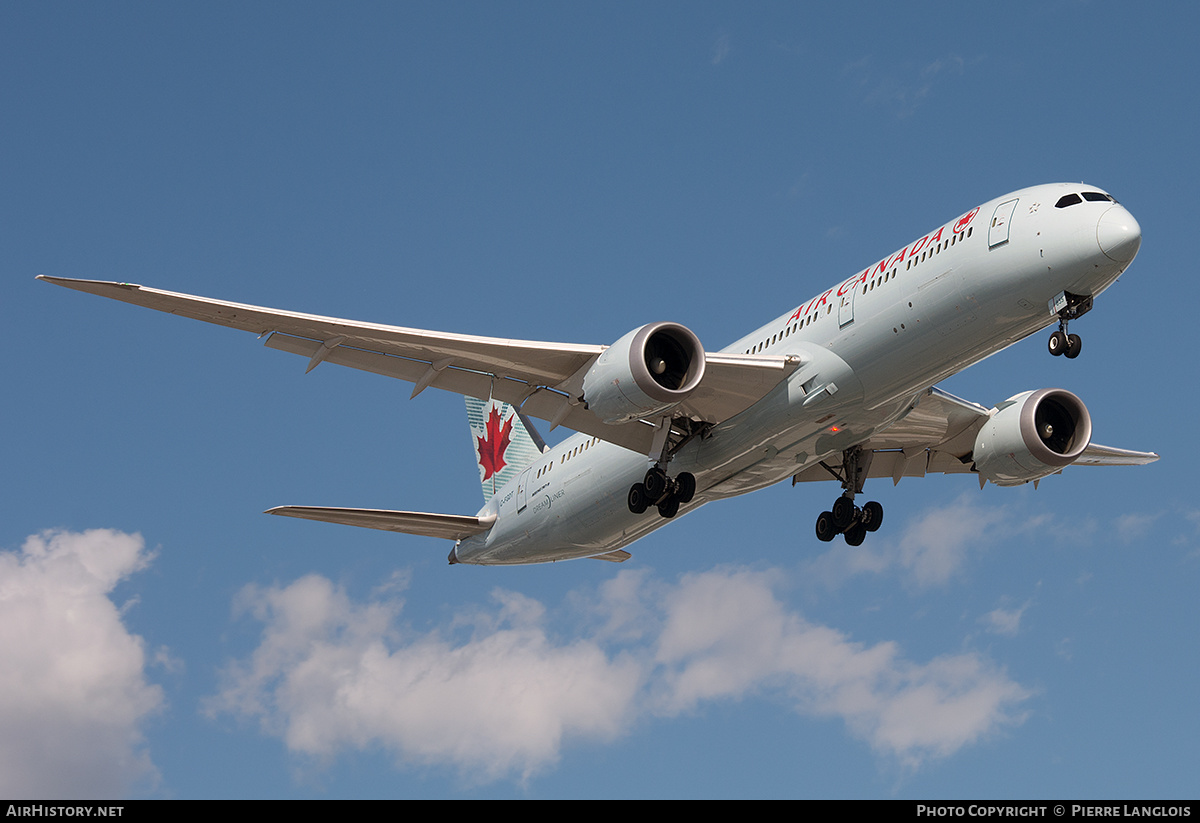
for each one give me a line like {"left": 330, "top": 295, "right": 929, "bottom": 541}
{"left": 1047, "top": 291, "right": 1092, "bottom": 360}
{"left": 814, "top": 498, "right": 883, "bottom": 546}
{"left": 628, "top": 467, "right": 695, "bottom": 519}
{"left": 628, "top": 415, "right": 706, "bottom": 520}
{"left": 812, "top": 446, "right": 884, "bottom": 546}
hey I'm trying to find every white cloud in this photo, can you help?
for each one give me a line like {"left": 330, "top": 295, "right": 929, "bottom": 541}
{"left": 981, "top": 602, "right": 1031, "bottom": 637}
{"left": 209, "top": 566, "right": 1029, "bottom": 782}
{"left": 844, "top": 53, "right": 969, "bottom": 118}
{"left": 1115, "top": 512, "right": 1161, "bottom": 543}
{"left": 654, "top": 569, "right": 1029, "bottom": 766}
{"left": 0, "top": 529, "right": 163, "bottom": 798}
{"left": 711, "top": 33, "right": 730, "bottom": 66}
{"left": 895, "top": 496, "right": 1008, "bottom": 586}
{"left": 205, "top": 575, "right": 642, "bottom": 783}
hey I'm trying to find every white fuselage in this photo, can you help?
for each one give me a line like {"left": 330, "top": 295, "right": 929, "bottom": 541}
{"left": 453, "top": 183, "right": 1141, "bottom": 565}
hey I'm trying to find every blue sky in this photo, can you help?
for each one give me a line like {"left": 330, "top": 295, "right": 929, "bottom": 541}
{"left": 4, "top": 2, "right": 1197, "bottom": 799}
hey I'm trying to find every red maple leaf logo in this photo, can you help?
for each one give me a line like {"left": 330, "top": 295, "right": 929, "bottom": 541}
{"left": 476, "top": 405, "right": 513, "bottom": 481}
{"left": 954, "top": 207, "right": 980, "bottom": 234}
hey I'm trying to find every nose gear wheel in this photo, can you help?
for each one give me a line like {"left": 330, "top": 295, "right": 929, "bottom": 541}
{"left": 1048, "top": 292, "right": 1091, "bottom": 359}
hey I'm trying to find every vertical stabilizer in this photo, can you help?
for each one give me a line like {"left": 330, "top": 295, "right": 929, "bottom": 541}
{"left": 465, "top": 397, "right": 545, "bottom": 501}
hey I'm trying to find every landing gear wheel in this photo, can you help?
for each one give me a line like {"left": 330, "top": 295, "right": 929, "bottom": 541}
{"left": 1065, "top": 333, "right": 1082, "bottom": 359}
{"left": 815, "top": 511, "right": 837, "bottom": 542}
{"left": 1048, "top": 330, "right": 1067, "bottom": 356}
{"left": 627, "top": 483, "right": 649, "bottom": 515}
{"left": 860, "top": 501, "right": 884, "bottom": 533}
{"left": 831, "top": 496, "right": 856, "bottom": 531}
{"left": 674, "top": 472, "right": 696, "bottom": 504}
{"left": 657, "top": 495, "right": 680, "bottom": 519}
{"left": 643, "top": 467, "right": 668, "bottom": 502}
{"left": 844, "top": 523, "right": 867, "bottom": 546}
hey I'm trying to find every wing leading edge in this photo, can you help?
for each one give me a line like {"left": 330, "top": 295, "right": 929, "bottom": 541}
{"left": 38, "top": 276, "right": 798, "bottom": 454}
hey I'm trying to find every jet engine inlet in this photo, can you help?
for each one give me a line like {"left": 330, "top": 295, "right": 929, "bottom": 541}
{"left": 973, "top": 388, "right": 1092, "bottom": 485}
{"left": 582, "top": 322, "right": 705, "bottom": 424}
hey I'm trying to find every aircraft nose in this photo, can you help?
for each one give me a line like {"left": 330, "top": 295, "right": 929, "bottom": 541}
{"left": 1097, "top": 205, "right": 1141, "bottom": 264}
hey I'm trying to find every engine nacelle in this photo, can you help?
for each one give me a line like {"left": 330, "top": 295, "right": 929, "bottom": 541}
{"left": 582, "top": 322, "right": 705, "bottom": 424}
{"left": 973, "top": 388, "right": 1093, "bottom": 486}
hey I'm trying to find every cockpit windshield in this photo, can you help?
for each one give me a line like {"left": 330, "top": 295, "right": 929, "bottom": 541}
{"left": 1056, "top": 191, "right": 1118, "bottom": 208}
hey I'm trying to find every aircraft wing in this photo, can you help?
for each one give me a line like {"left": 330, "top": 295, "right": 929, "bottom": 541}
{"left": 791, "top": 385, "right": 1158, "bottom": 484}
{"left": 38, "top": 276, "right": 798, "bottom": 454}
{"left": 1071, "top": 442, "right": 1163, "bottom": 466}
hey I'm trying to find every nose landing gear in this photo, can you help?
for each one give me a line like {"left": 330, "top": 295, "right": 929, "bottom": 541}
{"left": 1047, "top": 291, "right": 1091, "bottom": 359}
{"left": 1048, "top": 325, "right": 1082, "bottom": 359}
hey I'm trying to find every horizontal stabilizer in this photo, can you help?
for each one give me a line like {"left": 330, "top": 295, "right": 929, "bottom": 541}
{"left": 589, "top": 550, "right": 632, "bottom": 563}
{"left": 266, "top": 506, "right": 495, "bottom": 540}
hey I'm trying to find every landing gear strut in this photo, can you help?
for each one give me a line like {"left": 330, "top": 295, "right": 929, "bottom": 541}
{"left": 627, "top": 416, "right": 704, "bottom": 520}
{"left": 812, "top": 447, "right": 884, "bottom": 545}
{"left": 1047, "top": 291, "right": 1091, "bottom": 359}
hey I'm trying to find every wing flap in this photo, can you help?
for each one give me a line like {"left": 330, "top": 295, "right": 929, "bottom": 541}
{"left": 266, "top": 506, "right": 496, "bottom": 541}
{"left": 683, "top": 352, "right": 803, "bottom": 421}
{"left": 264, "top": 334, "right": 799, "bottom": 443}
{"left": 863, "top": 386, "right": 990, "bottom": 454}
{"left": 264, "top": 332, "right": 658, "bottom": 453}
{"left": 790, "top": 448, "right": 976, "bottom": 484}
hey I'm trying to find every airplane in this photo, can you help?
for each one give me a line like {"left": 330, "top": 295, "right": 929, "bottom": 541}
{"left": 38, "top": 182, "right": 1158, "bottom": 566}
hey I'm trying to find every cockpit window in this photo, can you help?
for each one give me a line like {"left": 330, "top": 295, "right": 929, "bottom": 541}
{"left": 1055, "top": 193, "right": 1083, "bottom": 208}
{"left": 1082, "top": 191, "right": 1114, "bottom": 202}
